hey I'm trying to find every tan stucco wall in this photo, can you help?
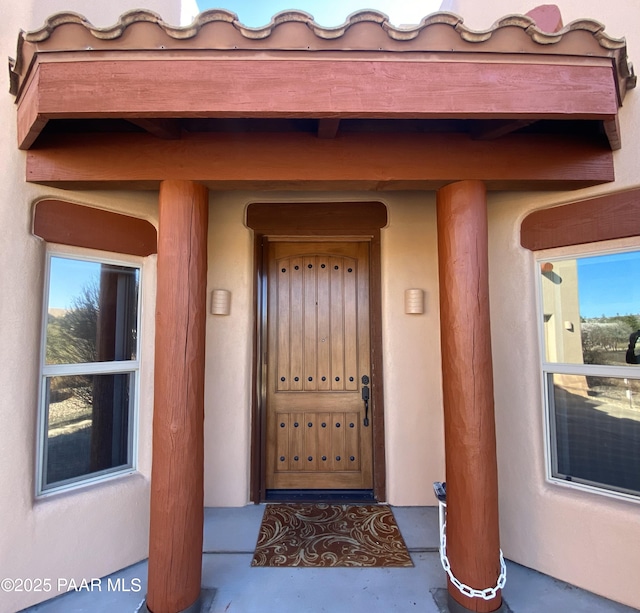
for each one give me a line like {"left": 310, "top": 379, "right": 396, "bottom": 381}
{"left": 0, "top": 2, "right": 174, "bottom": 611}
{"left": 434, "top": 2, "right": 640, "bottom": 606}
{"left": 203, "top": 193, "right": 255, "bottom": 507}
{"left": 0, "top": 188, "right": 158, "bottom": 611}
{"left": 14, "top": 0, "right": 184, "bottom": 29}
{"left": 488, "top": 199, "right": 640, "bottom": 611}
{"left": 0, "top": 178, "right": 159, "bottom": 602}
{"left": 202, "top": 192, "right": 446, "bottom": 507}
{"left": 380, "top": 194, "right": 445, "bottom": 504}
{"left": 441, "top": 0, "right": 638, "bottom": 43}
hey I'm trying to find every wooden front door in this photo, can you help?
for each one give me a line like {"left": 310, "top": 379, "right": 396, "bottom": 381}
{"left": 265, "top": 240, "right": 373, "bottom": 490}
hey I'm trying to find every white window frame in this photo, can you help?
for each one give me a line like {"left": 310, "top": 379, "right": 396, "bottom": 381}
{"left": 36, "top": 245, "right": 142, "bottom": 497}
{"left": 536, "top": 239, "right": 640, "bottom": 505}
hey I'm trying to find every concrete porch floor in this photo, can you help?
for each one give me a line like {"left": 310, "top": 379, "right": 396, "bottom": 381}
{"left": 22, "top": 505, "right": 639, "bottom": 613}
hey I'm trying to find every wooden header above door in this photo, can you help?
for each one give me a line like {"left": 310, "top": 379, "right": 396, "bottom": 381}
{"left": 246, "top": 202, "right": 388, "bottom": 236}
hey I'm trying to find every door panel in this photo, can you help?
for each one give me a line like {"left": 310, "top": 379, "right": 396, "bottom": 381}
{"left": 265, "top": 241, "right": 372, "bottom": 490}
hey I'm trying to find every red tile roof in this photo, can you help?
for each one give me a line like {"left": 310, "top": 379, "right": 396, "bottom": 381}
{"left": 9, "top": 9, "right": 636, "bottom": 98}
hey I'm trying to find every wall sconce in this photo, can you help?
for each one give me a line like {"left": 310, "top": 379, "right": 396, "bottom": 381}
{"left": 564, "top": 321, "right": 574, "bottom": 332}
{"left": 404, "top": 289, "right": 424, "bottom": 314}
{"left": 211, "top": 289, "right": 231, "bottom": 315}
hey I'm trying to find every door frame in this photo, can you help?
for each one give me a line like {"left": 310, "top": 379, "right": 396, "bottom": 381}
{"left": 246, "top": 202, "right": 388, "bottom": 502}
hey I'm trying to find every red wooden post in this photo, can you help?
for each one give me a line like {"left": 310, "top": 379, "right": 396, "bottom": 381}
{"left": 147, "top": 180, "right": 209, "bottom": 613}
{"left": 436, "top": 180, "right": 502, "bottom": 612}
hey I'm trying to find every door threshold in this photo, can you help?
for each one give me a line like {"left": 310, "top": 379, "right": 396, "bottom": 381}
{"left": 264, "top": 489, "right": 376, "bottom": 503}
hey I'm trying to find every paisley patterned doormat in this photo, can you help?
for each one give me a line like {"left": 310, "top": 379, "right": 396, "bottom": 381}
{"left": 251, "top": 503, "right": 413, "bottom": 567}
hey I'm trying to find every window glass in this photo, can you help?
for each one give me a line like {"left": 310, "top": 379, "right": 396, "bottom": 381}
{"left": 550, "top": 373, "right": 640, "bottom": 496}
{"left": 46, "top": 258, "right": 139, "bottom": 365}
{"left": 541, "top": 252, "right": 640, "bottom": 366}
{"left": 40, "top": 253, "right": 139, "bottom": 494}
{"left": 44, "top": 373, "right": 133, "bottom": 488}
{"left": 540, "top": 248, "right": 640, "bottom": 500}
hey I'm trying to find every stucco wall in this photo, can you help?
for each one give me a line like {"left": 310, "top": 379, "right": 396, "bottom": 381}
{"left": 0, "top": 188, "right": 158, "bottom": 611}
{"left": 441, "top": 0, "right": 638, "bottom": 43}
{"left": 455, "top": 4, "right": 640, "bottom": 608}
{"left": 202, "top": 192, "right": 446, "bottom": 507}
{"left": 203, "top": 193, "right": 255, "bottom": 507}
{"left": 3, "top": 0, "right": 640, "bottom": 611}
{"left": 0, "top": 2, "right": 171, "bottom": 611}
{"left": 488, "top": 199, "right": 640, "bottom": 610}
{"left": 380, "top": 194, "right": 445, "bottom": 504}
{"left": 13, "top": 0, "right": 184, "bottom": 29}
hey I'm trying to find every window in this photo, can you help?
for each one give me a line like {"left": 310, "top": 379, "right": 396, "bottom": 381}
{"left": 539, "top": 249, "right": 640, "bottom": 501}
{"left": 38, "top": 251, "right": 140, "bottom": 495}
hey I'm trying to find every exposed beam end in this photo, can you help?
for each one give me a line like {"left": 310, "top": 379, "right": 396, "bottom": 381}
{"left": 603, "top": 116, "right": 622, "bottom": 151}
{"left": 128, "top": 118, "right": 182, "bottom": 140}
{"left": 470, "top": 119, "right": 538, "bottom": 141}
{"left": 317, "top": 118, "right": 341, "bottom": 139}
{"left": 18, "top": 115, "right": 49, "bottom": 150}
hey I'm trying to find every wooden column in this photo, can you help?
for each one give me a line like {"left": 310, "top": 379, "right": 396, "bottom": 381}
{"left": 436, "top": 180, "right": 502, "bottom": 613}
{"left": 147, "top": 180, "right": 208, "bottom": 613}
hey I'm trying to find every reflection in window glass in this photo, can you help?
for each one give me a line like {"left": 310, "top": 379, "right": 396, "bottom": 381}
{"left": 540, "top": 248, "right": 640, "bottom": 500}
{"left": 40, "top": 253, "right": 140, "bottom": 494}
{"left": 46, "top": 257, "right": 139, "bottom": 365}
{"left": 44, "top": 374, "right": 132, "bottom": 488}
{"left": 541, "top": 251, "right": 640, "bottom": 366}
{"left": 550, "top": 374, "right": 640, "bottom": 496}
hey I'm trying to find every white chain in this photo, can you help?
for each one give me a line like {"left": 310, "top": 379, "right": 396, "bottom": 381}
{"left": 438, "top": 503, "right": 507, "bottom": 600}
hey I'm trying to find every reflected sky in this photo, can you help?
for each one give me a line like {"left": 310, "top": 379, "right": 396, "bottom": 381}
{"left": 578, "top": 251, "right": 640, "bottom": 319}
{"left": 48, "top": 257, "right": 100, "bottom": 310}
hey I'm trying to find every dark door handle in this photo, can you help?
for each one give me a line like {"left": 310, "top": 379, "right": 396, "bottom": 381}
{"left": 361, "top": 375, "right": 370, "bottom": 427}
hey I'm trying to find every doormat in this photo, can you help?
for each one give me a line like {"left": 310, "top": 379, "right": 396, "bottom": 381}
{"left": 251, "top": 503, "right": 413, "bottom": 567}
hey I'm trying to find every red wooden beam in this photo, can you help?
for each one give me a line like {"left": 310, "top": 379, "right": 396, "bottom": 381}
{"left": 17, "top": 57, "right": 618, "bottom": 149}
{"left": 521, "top": 187, "right": 640, "bottom": 250}
{"left": 18, "top": 69, "right": 48, "bottom": 150}
{"left": 26, "top": 131, "right": 614, "bottom": 191}
{"left": 247, "top": 202, "right": 387, "bottom": 234}
{"left": 33, "top": 199, "right": 157, "bottom": 255}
